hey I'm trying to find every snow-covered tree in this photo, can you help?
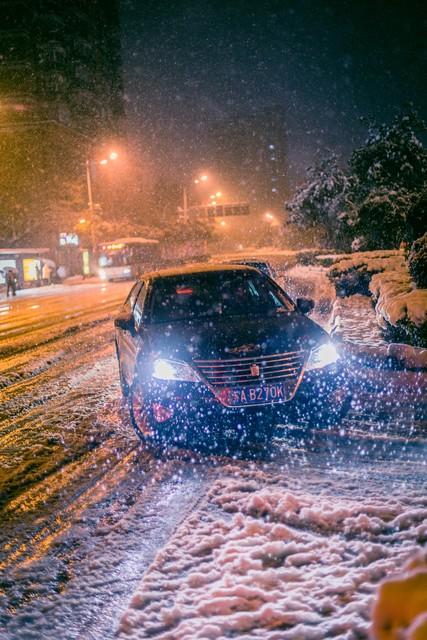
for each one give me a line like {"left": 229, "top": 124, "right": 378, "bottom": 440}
{"left": 349, "top": 110, "right": 427, "bottom": 199}
{"left": 347, "top": 188, "right": 415, "bottom": 251}
{"left": 285, "top": 154, "right": 350, "bottom": 248}
{"left": 345, "top": 109, "right": 427, "bottom": 250}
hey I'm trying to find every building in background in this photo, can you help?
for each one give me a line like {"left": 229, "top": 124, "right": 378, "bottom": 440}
{"left": 0, "top": 0, "right": 124, "bottom": 137}
{"left": 0, "top": 0, "right": 125, "bottom": 266}
{"left": 206, "top": 109, "right": 289, "bottom": 215}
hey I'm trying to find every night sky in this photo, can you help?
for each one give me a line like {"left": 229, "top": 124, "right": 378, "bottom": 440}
{"left": 121, "top": 0, "right": 426, "bottom": 184}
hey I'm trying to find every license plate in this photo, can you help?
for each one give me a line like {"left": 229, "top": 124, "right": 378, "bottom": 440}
{"left": 218, "top": 382, "right": 287, "bottom": 407}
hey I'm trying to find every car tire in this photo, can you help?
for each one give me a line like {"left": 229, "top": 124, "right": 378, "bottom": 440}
{"left": 128, "top": 381, "right": 161, "bottom": 447}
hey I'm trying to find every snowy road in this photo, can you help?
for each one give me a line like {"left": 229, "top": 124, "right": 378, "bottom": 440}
{"left": 0, "top": 282, "right": 426, "bottom": 639}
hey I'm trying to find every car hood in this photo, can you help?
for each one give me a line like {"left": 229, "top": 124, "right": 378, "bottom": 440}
{"left": 143, "top": 312, "right": 327, "bottom": 362}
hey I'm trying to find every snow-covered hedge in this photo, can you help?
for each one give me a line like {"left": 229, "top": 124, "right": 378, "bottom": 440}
{"left": 370, "top": 271, "right": 427, "bottom": 347}
{"left": 323, "top": 250, "right": 405, "bottom": 297}
{"left": 321, "top": 249, "right": 427, "bottom": 348}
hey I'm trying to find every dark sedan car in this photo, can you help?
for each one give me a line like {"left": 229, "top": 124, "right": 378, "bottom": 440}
{"left": 115, "top": 264, "right": 350, "bottom": 450}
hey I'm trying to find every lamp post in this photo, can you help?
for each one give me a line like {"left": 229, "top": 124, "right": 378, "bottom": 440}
{"left": 180, "top": 174, "right": 208, "bottom": 224}
{"left": 84, "top": 151, "right": 119, "bottom": 251}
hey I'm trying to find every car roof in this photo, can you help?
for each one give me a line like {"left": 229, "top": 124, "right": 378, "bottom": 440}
{"left": 140, "top": 263, "right": 259, "bottom": 281}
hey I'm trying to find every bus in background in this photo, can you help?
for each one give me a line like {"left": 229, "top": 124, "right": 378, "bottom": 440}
{"left": 97, "top": 237, "right": 160, "bottom": 281}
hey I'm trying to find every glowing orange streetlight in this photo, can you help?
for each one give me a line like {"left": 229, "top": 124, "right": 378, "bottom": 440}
{"left": 182, "top": 173, "right": 209, "bottom": 223}
{"left": 85, "top": 150, "right": 120, "bottom": 250}
{"left": 194, "top": 174, "right": 208, "bottom": 184}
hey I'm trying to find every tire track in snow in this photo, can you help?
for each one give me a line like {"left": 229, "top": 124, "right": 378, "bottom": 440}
{"left": 0, "top": 457, "right": 212, "bottom": 640}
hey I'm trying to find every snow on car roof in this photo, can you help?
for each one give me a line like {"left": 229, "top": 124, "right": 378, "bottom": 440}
{"left": 140, "top": 263, "right": 259, "bottom": 280}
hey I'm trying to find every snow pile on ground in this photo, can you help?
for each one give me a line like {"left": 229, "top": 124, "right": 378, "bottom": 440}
{"left": 118, "top": 467, "right": 426, "bottom": 640}
{"left": 331, "top": 295, "right": 386, "bottom": 348}
{"left": 371, "top": 550, "right": 427, "bottom": 640}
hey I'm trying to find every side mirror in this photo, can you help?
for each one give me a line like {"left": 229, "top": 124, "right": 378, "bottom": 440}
{"left": 115, "top": 312, "right": 135, "bottom": 333}
{"left": 296, "top": 298, "right": 315, "bottom": 314}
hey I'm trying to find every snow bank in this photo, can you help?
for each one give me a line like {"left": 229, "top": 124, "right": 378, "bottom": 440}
{"left": 118, "top": 467, "right": 426, "bottom": 640}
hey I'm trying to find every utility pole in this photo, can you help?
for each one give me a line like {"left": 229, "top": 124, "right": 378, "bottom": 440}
{"left": 85, "top": 159, "right": 96, "bottom": 254}
{"left": 182, "top": 186, "right": 188, "bottom": 224}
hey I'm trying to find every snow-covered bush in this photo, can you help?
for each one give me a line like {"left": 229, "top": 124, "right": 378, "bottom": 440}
{"left": 408, "top": 233, "right": 427, "bottom": 289}
{"left": 370, "top": 270, "right": 427, "bottom": 347}
{"left": 295, "top": 250, "right": 318, "bottom": 266}
{"left": 347, "top": 189, "right": 413, "bottom": 251}
{"left": 327, "top": 250, "right": 404, "bottom": 297}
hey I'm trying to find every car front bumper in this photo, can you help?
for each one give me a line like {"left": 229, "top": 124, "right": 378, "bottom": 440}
{"left": 136, "top": 361, "right": 350, "bottom": 439}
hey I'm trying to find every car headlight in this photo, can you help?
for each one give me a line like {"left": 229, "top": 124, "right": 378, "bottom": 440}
{"left": 152, "top": 358, "right": 199, "bottom": 382}
{"left": 306, "top": 342, "right": 340, "bottom": 371}
{"left": 99, "top": 269, "right": 106, "bottom": 280}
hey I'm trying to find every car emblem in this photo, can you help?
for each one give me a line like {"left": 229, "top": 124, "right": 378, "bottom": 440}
{"left": 250, "top": 363, "right": 260, "bottom": 377}
{"left": 228, "top": 343, "right": 258, "bottom": 354}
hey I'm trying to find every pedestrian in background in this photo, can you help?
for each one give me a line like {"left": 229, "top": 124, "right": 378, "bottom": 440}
{"left": 6, "top": 269, "right": 17, "bottom": 297}
{"left": 36, "top": 263, "right": 43, "bottom": 286}
{"left": 42, "top": 262, "right": 52, "bottom": 285}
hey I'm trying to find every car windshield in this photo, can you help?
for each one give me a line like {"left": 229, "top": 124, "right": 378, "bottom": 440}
{"left": 149, "top": 270, "right": 294, "bottom": 323}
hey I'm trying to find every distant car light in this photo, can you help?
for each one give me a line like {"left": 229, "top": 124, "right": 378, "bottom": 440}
{"left": 306, "top": 342, "right": 340, "bottom": 371}
{"left": 152, "top": 358, "right": 199, "bottom": 382}
{"left": 99, "top": 269, "right": 107, "bottom": 280}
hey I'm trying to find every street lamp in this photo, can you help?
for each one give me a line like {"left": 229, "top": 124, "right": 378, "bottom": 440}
{"left": 181, "top": 173, "right": 209, "bottom": 224}
{"left": 85, "top": 151, "right": 119, "bottom": 249}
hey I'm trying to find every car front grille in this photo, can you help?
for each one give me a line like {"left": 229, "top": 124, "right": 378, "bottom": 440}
{"left": 193, "top": 350, "right": 306, "bottom": 387}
